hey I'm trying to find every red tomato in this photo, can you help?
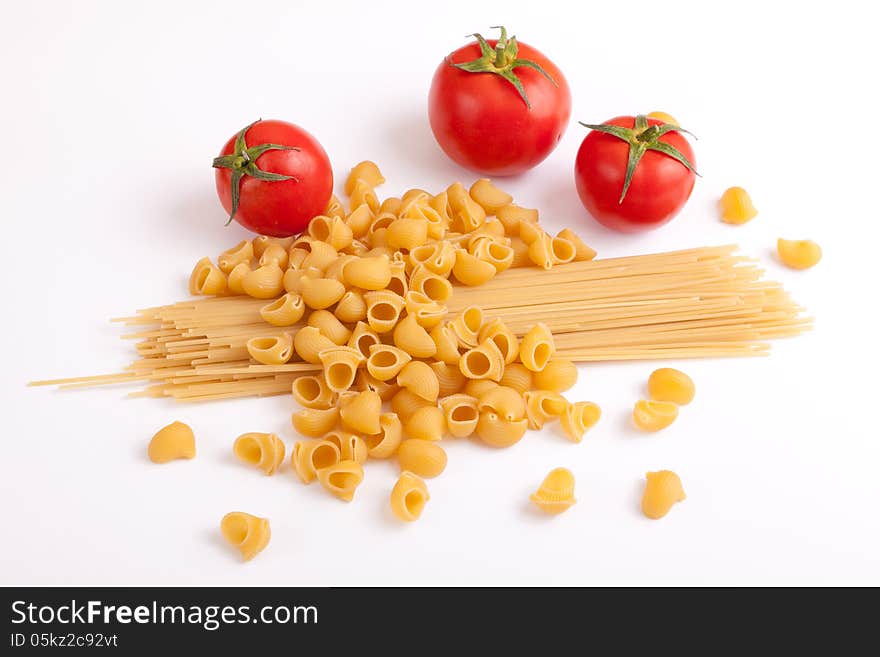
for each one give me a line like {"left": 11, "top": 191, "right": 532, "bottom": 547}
{"left": 213, "top": 119, "right": 333, "bottom": 237}
{"left": 574, "top": 116, "right": 697, "bottom": 233}
{"left": 428, "top": 27, "right": 570, "bottom": 176}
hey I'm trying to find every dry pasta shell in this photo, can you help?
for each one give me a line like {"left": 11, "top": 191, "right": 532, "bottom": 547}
{"left": 396, "top": 361, "right": 440, "bottom": 402}
{"left": 390, "top": 471, "right": 430, "bottom": 522}
{"left": 518, "top": 220, "right": 544, "bottom": 246}
{"left": 233, "top": 432, "right": 286, "bottom": 475}
{"left": 469, "top": 178, "right": 513, "bottom": 215}
{"left": 189, "top": 257, "right": 228, "bottom": 296}
{"left": 459, "top": 338, "right": 505, "bottom": 382}
{"left": 364, "top": 413, "right": 403, "bottom": 459}
{"left": 430, "top": 361, "right": 467, "bottom": 397}
{"left": 452, "top": 250, "right": 497, "bottom": 286}
{"left": 498, "top": 363, "right": 533, "bottom": 394}
{"left": 339, "top": 389, "right": 382, "bottom": 435}
{"left": 325, "top": 194, "right": 346, "bottom": 219}
{"left": 524, "top": 390, "right": 568, "bottom": 430}
{"left": 478, "top": 318, "right": 519, "bottom": 365}
{"left": 509, "top": 237, "right": 532, "bottom": 268}
{"left": 560, "top": 401, "right": 601, "bottom": 443}
{"left": 386, "top": 218, "right": 429, "bottom": 250}
{"left": 343, "top": 254, "right": 392, "bottom": 290}
{"left": 477, "top": 385, "right": 525, "bottom": 422}
{"left": 404, "top": 291, "right": 446, "bottom": 330}
{"left": 350, "top": 179, "right": 379, "bottom": 213}
{"left": 220, "top": 512, "right": 270, "bottom": 561}
{"left": 227, "top": 261, "right": 251, "bottom": 295}
{"left": 218, "top": 240, "right": 254, "bottom": 273}
{"left": 475, "top": 411, "right": 528, "bottom": 448}
{"left": 148, "top": 421, "right": 195, "bottom": 463}
{"left": 530, "top": 468, "right": 576, "bottom": 515}
{"left": 533, "top": 358, "right": 578, "bottom": 392}
{"left": 291, "top": 439, "right": 340, "bottom": 484}
{"left": 356, "top": 371, "right": 399, "bottom": 402}
{"left": 317, "top": 459, "right": 364, "bottom": 502}
{"left": 449, "top": 306, "right": 483, "bottom": 348}
{"left": 242, "top": 262, "right": 284, "bottom": 299}
{"left": 299, "top": 276, "right": 346, "bottom": 310}
{"left": 556, "top": 228, "right": 596, "bottom": 261}
{"left": 260, "top": 293, "right": 306, "bottom": 327}
{"left": 345, "top": 161, "right": 385, "bottom": 196}
{"left": 292, "top": 375, "right": 336, "bottom": 410}
{"left": 291, "top": 407, "right": 339, "bottom": 438}
{"left": 259, "top": 243, "right": 289, "bottom": 269}
{"left": 527, "top": 232, "right": 555, "bottom": 270}
{"left": 440, "top": 394, "right": 479, "bottom": 438}
{"left": 364, "top": 289, "right": 405, "bottom": 333}
{"left": 550, "top": 236, "right": 576, "bottom": 265}
{"left": 632, "top": 400, "right": 678, "bottom": 432}
{"left": 246, "top": 333, "right": 294, "bottom": 365}
{"left": 293, "top": 326, "right": 336, "bottom": 364}
{"left": 319, "top": 346, "right": 365, "bottom": 394}
{"left": 463, "top": 378, "right": 499, "bottom": 399}
{"left": 346, "top": 322, "right": 380, "bottom": 359}
{"left": 404, "top": 405, "right": 445, "bottom": 442}
{"left": 519, "top": 322, "right": 555, "bottom": 372}
{"left": 470, "top": 238, "right": 514, "bottom": 273}
{"left": 366, "top": 344, "right": 412, "bottom": 381}
{"left": 409, "top": 265, "right": 453, "bottom": 304}
{"left": 322, "top": 253, "right": 357, "bottom": 285}
{"left": 323, "top": 430, "right": 368, "bottom": 465}
{"left": 496, "top": 204, "right": 539, "bottom": 235}
{"left": 642, "top": 470, "right": 686, "bottom": 519}
{"left": 308, "top": 215, "right": 353, "bottom": 251}
{"left": 387, "top": 260, "right": 408, "bottom": 297}
{"left": 393, "top": 314, "right": 437, "bottom": 359}
{"left": 334, "top": 289, "right": 367, "bottom": 323}
{"left": 253, "top": 235, "right": 294, "bottom": 257}
{"left": 430, "top": 324, "right": 461, "bottom": 365}
{"left": 391, "top": 388, "right": 434, "bottom": 424}
{"left": 346, "top": 204, "right": 374, "bottom": 238}
{"left": 398, "top": 439, "right": 447, "bottom": 479}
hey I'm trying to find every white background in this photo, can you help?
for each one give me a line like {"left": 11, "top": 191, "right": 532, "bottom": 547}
{"left": 3, "top": 0, "right": 878, "bottom": 586}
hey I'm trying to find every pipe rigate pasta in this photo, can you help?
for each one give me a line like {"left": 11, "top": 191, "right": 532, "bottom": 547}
{"left": 549, "top": 236, "right": 576, "bottom": 265}
{"left": 260, "top": 293, "right": 305, "bottom": 327}
{"left": 470, "top": 238, "right": 514, "bottom": 273}
{"left": 319, "top": 346, "right": 365, "bottom": 394}
{"left": 233, "top": 432, "right": 286, "bottom": 475}
{"left": 390, "top": 472, "right": 430, "bottom": 522}
{"left": 220, "top": 512, "right": 270, "bottom": 561}
{"left": 242, "top": 262, "right": 284, "bottom": 299}
{"left": 291, "top": 375, "right": 336, "bottom": 410}
{"left": 475, "top": 411, "right": 528, "bottom": 448}
{"left": 648, "top": 368, "right": 695, "bottom": 405}
{"left": 299, "top": 276, "right": 346, "bottom": 310}
{"left": 218, "top": 240, "right": 254, "bottom": 273}
{"left": 308, "top": 215, "right": 353, "bottom": 251}
{"left": 366, "top": 344, "right": 412, "bottom": 381}
{"left": 334, "top": 289, "right": 368, "bottom": 323}
{"left": 430, "top": 324, "right": 462, "bottom": 365}
{"left": 530, "top": 468, "right": 576, "bottom": 516}
{"left": 402, "top": 202, "right": 446, "bottom": 240}
{"left": 560, "top": 402, "right": 601, "bottom": 443}
{"left": 477, "top": 385, "right": 525, "bottom": 422}
{"left": 527, "top": 232, "right": 555, "bottom": 270}
{"left": 345, "top": 161, "right": 385, "bottom": 196}
{"left": 410, "top": 241, "right": 456, "bottom": 276}
{"left": 463, "top": 379, "right": 499, "bottom": 399}
{"left": 459, "top": 338, "right": 505, "bottom": 382}
{"left": 391, "top": 388, "right": 434, "bottom": 424}
{"left": 378, "top": 196, "right": 401, "bottom": 216}
{"left": 326, "top": 194, "right": 346, "bottom": 220}
{"left": 396, "top": 361, "right": 439, "bottom": 402}
{"left": 291, "top": 407, "right": 339, "bottom": 438}
{"left": 508, "top": 237, "right": 532, "bottom": 268}
{"left": 322, "top": 254, "right": 356, "bottom": 285}
{"left": 777, "top": 238, "right": 822, "bottom": 269}
{"left": 246, "top": 334, "right": 294, "bottom": 366}
{"left": 633, "top": 400, "right": 678, "bottom": 432}
{"left": 386, "top": 218, "right": 429, "bottom": 250}
{"left": 517, "top": 219, "right": 544, "bottom": 246}
{"left": 323, "top": 431, "right": 368, "bottom": 465}
{"left": 387, "top": 259, "right": 408, "bottom": 297}
{"left": 393, "top": 314, "right": 437, "bottom": 359}
{"left": 498, "top": 363, "right": 533, "bottom": 394}
{"left": 363, "top": 413, "right": 403, "bottom": 459}
{"left": 398, "top": 439, "right": 447, "bottom": 479}
{"left": 347, "top": 322, "right": 381, "bottom": 359}
{"left": 446, "top": 182, "right": 486, "bottom": 233}
{"left": 350, "top": 179, "right": 379, "bottom": 213}
{"left": 288, "top": 246, "right": 310, "bottom": 269}
{"left": 343, "top": 254, "right": 393, "bottom": 290}
{"left": 641, "top": 470, "right": 686, "bottom": 519}
{"left": 291, "top": 439, "right": 341, "bottom": 484}
{"left": 356, "top": 371, "right": 398, "bottom": 402}
{"left": 259, "top": 243, "right": 290, "bottom": 269}
{"left": 189, "top": 257, "right": 228, "bottom": 296}
{"left": 556, "top": 228, "right": 596, "bottom": 261}
{"left": 523, "top": 390, "right": 567, "bottom": 430}
{"left": 440, "top": 394, "right": 479, "bottom": 438}
{"left": 148, "top": 421, "right": 195, "bottom": 463}
{"left": 452, "top": 249, "right": 497, "bottom": 286}
{"left": 478, "top": 318, "right": 519, "bottom": 365}
{"left": 533, "top": 358, "right": 578, "bottom": 392}
{"left": 409, "top": 266, "right": 454, "bottom": 304}
{"left": 300, "top": 240, "right": 339, "bottom": 271}
{"left": 293, "top": 326, "right": 336, "bottom": 364}
{"left": 338, "top": 389, "right": 382, "bottom": 435}
{"left": 345, "top": 204, "right": 374, "bottom": 238}
{"left": 364, "top": 290, "right": 405, "bottom": 333}
{"left": 253, "top": 235, "right": 294, "bottom": 258}
{"left": 496, "top": 204, "right": 538, "bottom": 235}
{"left": 308, "top": 310, "right": 352, "bottom": 345}
{"left": 430, "top": 361, "right": 467, "bottom": 397}
{"left": 404, "top": 406, "right": 445, "bottom": 442}
{"left": 403, "top": 291, "right": 446, "bottom": 330}
{"left": 318, "top": 460, "right": 364, "bottom": 502}
{"left": 449, "top": 306, "right": 483, "bottom": 348}
{"left": 227, "top": 261, "right": 250, "bottom": 295}
{"left": 469, "top": 178, "right": 513, "bottom": 215}
{"left": 519, "top": 323, "right": 555, "bottom": 372}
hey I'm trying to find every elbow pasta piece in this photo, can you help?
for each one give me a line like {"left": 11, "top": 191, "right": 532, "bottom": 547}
{"left": 293, "top": 326, "right": 336, "bottom": 364}
{"left": 404, "top": 291, "right": 446, "bottom": 330}
{"left": 282, "top": 266, "right": 318, "bottom": 295}
{"left": 288, "top": 247, "right": 309, "bottom": 269}
{"left": 632, "top": 400, "right": 679, "bottom": 432}
{"left": 496, "top": 204, "right": 539, "bottom": 235}
{"left": 368, "top": 227, "right": 389, "bottom": 249}
{"left": 318, "top": 460, "right": 365, "bottom": 502}
{"left": 379, "top": 196, "right": 402, "bottom": 215}
{"left": 449, "top": 306, "right": 484, "bottom": 348}
{"left": 470, "top": 238, "right": 514, "bottom": 273}
{"left": 430, "top": 361, "right": 467, "bottom": 397}
{"left": 345, "top": 161, "right": 386, "bottom": 196}
{"left": 396, "top": 361, "right": 440, "bottom": 402}
{"left": 393, "top": 314, "right": 437, "bottom": 359}
{"left": 527, "top": 232, "right": 555, "bottom": 270}
{"left": 343, "top": 254, "right": 393, "bottom": 290}
{"left": 299, "top": 276, "right": 346, "bottom": 310}
{"left": 347, "top": 322, "right": 381, "bottom": 359}
{"left": 325, "top": 194, "right": 346, "bottom": 219}
{"left": 398, "top": 439, "right": 448, "bottom": 478}
{"left": 518, "top": 219, "right": 544, "bottom": 246}
{"left": 463, "top": 378, "right": 499, "bottom": 399}
{"left": 226, "top": 261, "right": 250, "bottom": 295}
{"left": 391, "top": 388, "right": 434, "bottom": 424}
{"left": 719, "top": 186, "right": 758, "bottom": 225}
{"left": 218, "top": 240, "right": 254, "bottom": 273}
{"left": 550, "top": 236, "right": 576, "bottom": 265}
{"left": 246, "top": 333, "right": 294, "bottom": 365}
{"left": 533, "top": 358, "right": 578, "bottom": 392}
{"left": 308, "top": 215, "right": 353, "bottom": 251}
{"left": 300, "top": 240, "right": 339, "bottom": 271}
{"left": 220, "top": 512, "right": 270, "bottom": 561}
{"left": 403, "top": 203, "right": 446, "bottom": 241}
{"left": 647, "top": 110, "right": 679, "bottom": 126}
{"left": 233, "top": 432, "right": 286, "bottom": 475}
{"left": 291, "top": 407, "right": 339, "bottom": 438}
{"left": 469, "top": 178, "right": 513, "bottom": 215}
{"left": 292, "top": 375, "right": 336, "bottom": 410}
{"left": 452, "top": 249, "right": 497, "bottom": 286}
{"left": 519, "top": 323, "right": 556, "bottom": 372}
{"left": 253, "top": 235, "right": 294, "bottom": 258}
{"left": 323, "top": 430, "right": 368, "bottom": 465}
{"left": 508, "top": 237, "right": 532, "bottom": 268}
{"left": 523, "top": 390, "right": 568, "bottom": 430}
{"left": 148, "top": 421, "right": 195, "bottom": 463}
{"left": 357, "top": 371, "right": 399, "bottom": 402}
{"left": 410, "top": 241, "right": 456, "bottom": 276}
{"left": 642, "top": 470, "right": 686, "bottom": 519}
{"left": 390, "top": 471, "right": 430, "bottom": 522}
{"left": 342, "top": 238, "right": 370, "bottom": 257}
{"left": 339, "top": 389, "right": 382, "bottom": 435}
{"left": 498, "top": 363, "right": 533, "bottom": 394}
{"left": 259, "top": 243, "right": 289, "bottom": 269}
{"left": 322, "top": 254, "right": 357, "bottom": 285}
{"left": 260, "top": 293, "right": 306, "bottom": 327}
{"left": 386, "top": 218, "right": 429, "bottom": 250}
{"left": 409, "top": 266, "right": 454, "bottom": 304}
{"left": 366, "top": 344, "right": 412, "bottom": 381}
{"left": 308, "top": 309, "right": 352, "bottom": 345}
{"left": 242, "top": 262, "right": 284, "bottom": 299}
{"left": 530, "top": 468, "right": 576, "bottom": 515}
{"left": 431, "top": 324, "right": 462, "bottom": 365}
{"left": 478, "top": 318, "right": 519, "bottom": 365}
{"left": 350, "top": 179, "right": 379, "bottom": 213}
{"left": 291, "top": 439, "right": 341, "bottom": 484}
{"left": 560, "top": 401, "right": 602, "bottom": 443}
{"left": 387, "top": 260, "right": 408, "bottom": 297}
{"left": 364, "top": 289, "right": 406, "bottom": 333}
{"left": 364, "top": 412, "right": 403, "bottom": 458}
{"left": 334, "top": 289, "right": 368, "bottom": 323}
{"left": 459, "top": 338, "right": 505, "bottom": 382}
{"left": 777, "top": 238, "right": 822, "bottom": 270}
{"left": 648, "top": 368, "right": 695, "bottom": 405}
{"left": 475, "top": 411, "right": 528, "bottom": 448}
{"left": 556, "top": 228, "right": 596, "bottom": 261}
{"left": 446, "top": 182, "right": 486, "bottom": 232}
{"left": 440, "top": 394, "right": 480, "bottom": 438}
{"left": 477, "top": 385, "right": 525, "bottom": 422}
{"left": 346, "top": 204, "right": 374, "bottom": 238}
{"left": 189, "top": 257, "right": 228, "bottom": 296}
{"left": 400, "top": 188, "right": 431, "bottom": 209}
{"left": 319, "top": 346, "right": 365, "bottom": 393}
{"left": 404, "top": 405, "right": 446, "bottom": 442}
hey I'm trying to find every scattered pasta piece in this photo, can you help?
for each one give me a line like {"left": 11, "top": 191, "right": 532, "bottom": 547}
{"left": 318, "top": 460, "right": 365, "bottom": 502}
{"left": 777, "top": 238, "right": 821, "bottom": 270}
{"left": 220, "top": 512, "right": 270, "bottom": 561}
{"left": 560, "top": 402, "right": 601, "bottom": 442}
{"left": 641, "top": 470, "right": 686, "bottom": 519}
{"left": 398, "top": 439, "right": 447, "bottom": 478}
{"left": 233, "top": 432, "right": 286, "bottom": 475}
{"left": 147, "top": 421, "right": 195, "bottom": 464}
{"left": 632, "top": 400, "right": 679, "bottom": 432}
{"left": 291, "top": 440, "right": 340, "bottom": 484}
{"left": 648, "top": 368, "right": 695, "bottom": 405}
{"left": 646, "top": 110, "right": 679, "bottom": 126}
{"left": 719, "top": 186, "right": 758, "bottom": 225}
{"left": 530, "top": 468, "right": 576, "bottom": 515}
{"left": 533, "top": 358, "right": 578, "bottom": 392}
{"left": 390, "top": 472, "right": 430, "bottom": 522}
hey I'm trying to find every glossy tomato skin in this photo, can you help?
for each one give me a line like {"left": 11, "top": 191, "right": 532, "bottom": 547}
{"left": 428, "top": 40, "right": 570, "bottom": 177}
{"left": 574, "top": 116, "right": 696, "bottom": 233}
{"left": 215, "top": 120, "right": 333, "bottom": 237}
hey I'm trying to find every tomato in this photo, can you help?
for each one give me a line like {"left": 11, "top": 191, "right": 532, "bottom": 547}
{"left": 213, "top": 119, "right": 333, "bottom": 237}
{"left": 428, "top": 27, "right": 570, "bottom": 176}
{"left": 574, "top": 115, "right": 697, "bottom": 233}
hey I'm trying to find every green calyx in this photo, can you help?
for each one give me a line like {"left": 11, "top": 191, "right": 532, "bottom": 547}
{"left": 212, "top": 119, "right": 300, "bottom": 225}
{"left": 579, "top": 115, "right": 699, "bottom": 204}
{"left": 449, "top": 26, "right": 557, "bottom": 109}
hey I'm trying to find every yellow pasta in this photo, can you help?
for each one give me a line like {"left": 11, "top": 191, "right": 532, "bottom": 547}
{"left": 496, "top": 204, "right": 538, "bottom": 235}
{"left": 246, "top": 333, "right": 294, "bottom": 365}
{"left": 523, "top": 390, "right": 567, "bottom": 430}
{"left": 498, "top": 363, "right": 533, "bottom": 394}
{"left": 347, "top": 322, "right": 381, "bottom": 359}
{"left": 556, "top": 228, "right": 596, "bottom": 261}
{"left": 475, "top": 411, "right": 528, "bottom": 448}
{"left": 350, "top": 179, "right": 379, "bottom": 213}
{"left": 345, "top": 161, "right": 385, "bottom": 196}
{"left": 440, "top": 394, "right": 479, "bottom": 438}
{"left": 397, "top": 439, "right": 447, "bottom": 478}
{"left": 508, "top": 237, "right": 532, "bottom": 268}
{"left": 259, "top": 243, "right": 290, "bottom": 269}
{"left": 530, "top": 468, "right": 576, "bottom": 515}
{"left": 363, "top": 413, "right": 403, "bottom": 458}
{"left": 226, "top": 261, "right": 250, "bottom": 295}
{"left": 648, "top": 368, "right": 695, "bottom": 405}
{"left": 323, "top": 430, "right": 368, "bottom": 465}
{"left": 233, "top": 432, "right": 286, "bottom": 475}
{"left": 189, "top": 257, "right": 228, "bottom": 296}
{"left": 343, "top": 254, "right": 393, "bottom": 290}
{"left": 430, "top": 324, "right": 461, "bottom": 365}
{"left": 452, "top": 249, "right": 497, "bottom": 286}
{"left": 459, "top": 338, "right": 505, "bottom": 382}
{"left": 317, "top": 460, "right": 364, "bottom": 502}
{"left": 334, "top": 289, "right": 368, "bottom": 323}
{"left": 220, "top": 512, "right": 270, "bottom": 561}
{"left": 308, "top": 215, "right": 353, "bottom": 251}
{"left": 777, "top": 238, "right": 822, "bottom": 270}
{"left": 319, "top": 346, "right": 365, "bottom": 393}
{"left": 293, "top": 326, "right": 336, "bottom": 364}
{"left": 260, "top": 293, "right": 305, "bottom": 327}
{"left": 390, "top": 471, "right": 430, "bottom": 522}
{"left": 366, "top": 344, "right": 412, "bottom": 381}
{"left": 325, "top": 194, "right": 347, "bottom": 220}
{"left": 346, "top": 204, "right": 374, "bottom": 237}
{"left": 300, "top": 239, "right": 339, "bottom": 271}
{"left": 291, "top": 407, "right": 339, "bottom": 438}
{"left": 477, "top": 385, "right": 525, "bottom": 422}
{"left": 518, "top": 219, "right": 544, "bottom": 246}
{"left": 560, "top": 401, "right": 601, "bottom": 442}
{"left": 533, "top": 358, "right": 578, "bottom": 392}
{"left": 391, "top": 388, "right": 434, "bottom": 424}
{"left": 218, "top": 240, "right": 254, "bottom": 273}
{"left": 292, "top": 375, "right": 336, "bottom": 410}
{"left": 550, "top": 236, "right": 576, "bottom": 265}
{"left": 338, "top": 389, "right": 382, "bottom": 435}
{"left": 469, "top": 178, "right": 513, "bottom": 215}
{"left": 641, "top": 470, "right": 686, "bottom": 519}
{"left": 242, "top": 262, "right": 284, "bottom": 299}
{"left": 404, "top": 405, "right": 445, "bottom": 442}
{"left": 478, "top": 318, "right": 519, "bottom": 365}
{"left": 632, "top": 400, "right": 679, "bottom": 432}
{"left": 463, "top": 378, "right": 499, "bottom": 399}
{"left": 519, "top": 323, "right": 555, "bottom": 372}
{"left": 386, "top": 218, "right": 429, "bottom": 250}
{"left": 291, "top": 439, "right": 341, "bottom": 484}
{"left": 430, "top": 361, "right": 467, "bottom": 397}
{"left": 393, "top": 314, "right": 437, "bottom": 359}
{"left": 308, "top": 309, "right": 352, "bottom": 345}
{"left": 299, "top": 276, "right": 346, "bottom": 310}
{"left": 355, "top": 370, "right": 398, "bottom": 401}
{"left": 387, "top": 259, "right": 408, "bottom": 297}
{"left": 364, "top": 289, "right": 405, "bottom": 333}
{"left": 470, "top": 238, "right": 514, "bottom": 273}
{"left": 396, "top": 360, "right": 439, "bottom": 402}
{"left": 253, "top": 235, "right": 294, "bottom": 258}
{"left": 403, "top": 291, "right": 445, "bottom": 330}
{"left": 410, "top": 241, "right": 456, "bottom": 276}
{"left": 448, "top": 306, "right": 483, "bottom": 348}
{"left": 288, "top": 246, "right": 309, "bottom": 270}
{"left": 148, "top": 421, "right": 195, "bottom": 463}
{"left": 409, "top": 266, "right": 454, "bottom": 303}
{"left": 527, "top": 232, "right": 555, "bottom": 270}
{"left": 322, "top": 254, "right": 356, "bottom": 285}
{"left": 447, "top": 181, "right": 486, "bottom": 232}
